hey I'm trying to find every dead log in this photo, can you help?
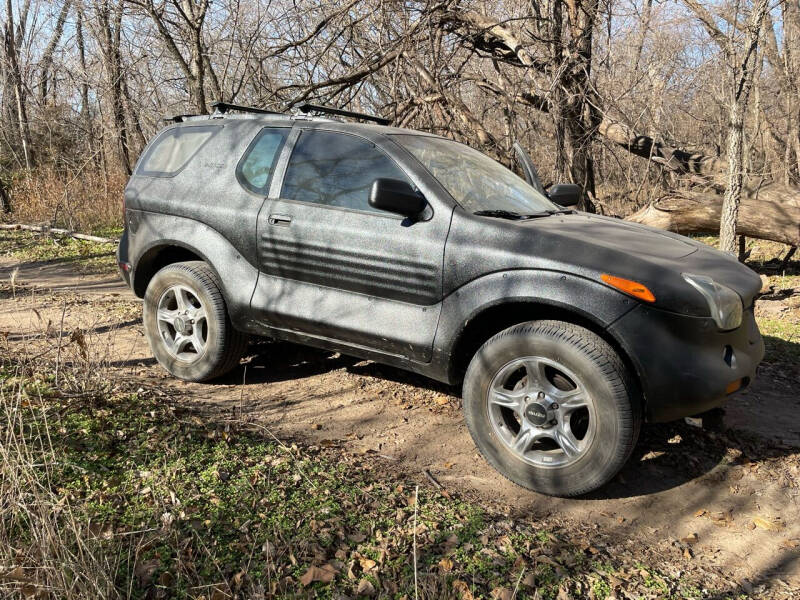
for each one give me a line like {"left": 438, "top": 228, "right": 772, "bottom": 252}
{"left": 626, "top": 184, "right": 800, "bottom": 247}
{"left": 598, "top": 119, "right": 728, "bottom": 186}
{"left": 0, "top": 223, "right": 118, "bottom": 244}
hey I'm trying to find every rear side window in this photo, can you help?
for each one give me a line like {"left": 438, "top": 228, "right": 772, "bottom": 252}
{"left": 137, "top": 125, "right": 220, "bottom": 177}
{"left": 237, "top": 128, "right": 290, "bottom": 194}
{"left": 281, "top": 130, "right": 411, "bottom": 213}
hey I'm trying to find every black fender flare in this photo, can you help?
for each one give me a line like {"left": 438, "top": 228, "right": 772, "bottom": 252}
{"left": 431, "top": 269, "right": 638, "bottom": 383}
{"left": 127, "top": 211, "right": 260, "bottom": 324}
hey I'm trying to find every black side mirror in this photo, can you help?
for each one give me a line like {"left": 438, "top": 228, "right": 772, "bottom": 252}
{"left": 369, "top": 178, "right": 426, "bottom": 218}
{"left": 547, "top": 183, "right": 582, "bottom": 207}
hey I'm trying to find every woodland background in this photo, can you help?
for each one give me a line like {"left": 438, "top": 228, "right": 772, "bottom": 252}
{"left": 0, "top": 0, "right": 799, "bottom": 248}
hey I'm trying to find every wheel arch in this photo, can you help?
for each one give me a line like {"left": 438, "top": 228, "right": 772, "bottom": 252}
{"left": 132, "top": 242, "right": 215, "bottom": 298}
{"left": 446, "top": 299, "right": 645, "bottom": 410}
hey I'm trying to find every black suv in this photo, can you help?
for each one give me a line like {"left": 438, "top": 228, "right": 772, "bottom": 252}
{"left": 117, "top": 103, "right": 764, "bottom": 496}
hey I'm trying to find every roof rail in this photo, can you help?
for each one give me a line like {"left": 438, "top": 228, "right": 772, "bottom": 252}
{"left": 211, "top": 101, "right": 283, "bottom": 116}
{"left": 297, "top": 103, "right": 392, "bottom": 126}
{"left": 163, "top": 114, "right": 200, "bottom": 124}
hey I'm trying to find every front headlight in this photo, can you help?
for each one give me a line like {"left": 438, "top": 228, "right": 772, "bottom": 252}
{"left": 682, "top": 273, "right": 743, "bottom": 330}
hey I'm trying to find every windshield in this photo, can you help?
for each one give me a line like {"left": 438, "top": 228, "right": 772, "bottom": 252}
{"left": 393, "top": 134, "right": 559, "bottom": 214}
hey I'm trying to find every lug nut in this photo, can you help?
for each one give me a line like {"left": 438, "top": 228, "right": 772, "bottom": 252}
{"left": 552, "top": 403, "right": 559, "bottom": 410}
{"left": 537, "top": 391, "right": 545, "bottom": 399}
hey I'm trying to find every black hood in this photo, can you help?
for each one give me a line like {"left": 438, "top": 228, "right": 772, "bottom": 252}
{"left": 446, "top": 209, "right": 763, "bottom": 318}
{"left": 518, "top": 213, "right": 762, "bottom": 314}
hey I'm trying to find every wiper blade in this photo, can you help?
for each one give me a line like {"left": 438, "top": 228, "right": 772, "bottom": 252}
{"left": 473, "top": 209, "right": 526, "bottom": 219}
{"left": 473, "top": 209, "right": 573, "bottom": 220}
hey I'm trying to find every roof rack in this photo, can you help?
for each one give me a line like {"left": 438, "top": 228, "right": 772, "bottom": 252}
{"left": 163, "top": 114, "right": 199, "bottom": 124}
{"left": 298, "top": 103, "right": 392, "bottom": 126}
{"left": 211, "top": 101, "right": 282, "bottom": 116}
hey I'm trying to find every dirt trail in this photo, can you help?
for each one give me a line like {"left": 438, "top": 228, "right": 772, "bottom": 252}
{"left": 2, "top": 254, "right": 800, "bottom": 592}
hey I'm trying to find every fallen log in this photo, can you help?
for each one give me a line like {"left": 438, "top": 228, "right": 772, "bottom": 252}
{"left": 626, "top": 184, "right": 800, "bottom": 247}
{"left": 0, "top": 223, "right": 118, "bottom": 244}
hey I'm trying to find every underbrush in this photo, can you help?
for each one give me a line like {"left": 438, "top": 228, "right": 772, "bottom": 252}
{"left": 3, "top": 167, "right": 124, "bottom": 234}
{"left": 0, "top": 230, "right": 117, "bottom": 274}
{"left": 0, "top": 341, "right": 734, "bottom": 599}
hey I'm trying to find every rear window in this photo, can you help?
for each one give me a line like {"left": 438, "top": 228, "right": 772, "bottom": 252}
{"left": 237, "top": 128, "right": 290, "bottom": 194}
{"left": 137, "top": 125, "right": 220, "bottom": 177}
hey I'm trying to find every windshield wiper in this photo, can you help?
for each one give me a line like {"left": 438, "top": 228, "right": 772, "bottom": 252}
{"left": 473, "top": 209, "right": 527, "bottom": 219}
{"left": 473, "top": 209, "right": 575, "bottom": 220}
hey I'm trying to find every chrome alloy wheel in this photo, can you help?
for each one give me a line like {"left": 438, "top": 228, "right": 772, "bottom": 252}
{"left": 487, "top": 356, "right": 596, "bottom": 468}
{"left": 156, "top": 285, "right": 208, "bottom": 362}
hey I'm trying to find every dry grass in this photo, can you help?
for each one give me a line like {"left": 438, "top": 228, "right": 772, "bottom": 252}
{"left": 6, "top": 168, "right": 125, "bottom": 234}
{"left": 0, "top": 323, "right": 129, "bottom": 599}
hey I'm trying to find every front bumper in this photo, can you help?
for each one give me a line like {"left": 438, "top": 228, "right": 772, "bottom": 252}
{"left": 608, "top": 303, "right": 764, "bottom": 422}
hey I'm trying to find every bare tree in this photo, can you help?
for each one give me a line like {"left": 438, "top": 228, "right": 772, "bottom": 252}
{"left": 681, "top": 0, "right": 770, "bottom": 254}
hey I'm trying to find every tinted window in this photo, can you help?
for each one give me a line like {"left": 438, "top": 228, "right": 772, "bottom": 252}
{"left": 281, "top": 131, "right": 410, "bottom": 212}
{"left": 137, "top": 126, "right": 220, "bottom": 177}
{"left": 238, "top": 128, "right": 290, "bottom": 193}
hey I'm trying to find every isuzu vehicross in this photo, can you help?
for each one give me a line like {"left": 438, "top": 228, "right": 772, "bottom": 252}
{"left": 117, "top": 102, "right": 764, "bottom": 497}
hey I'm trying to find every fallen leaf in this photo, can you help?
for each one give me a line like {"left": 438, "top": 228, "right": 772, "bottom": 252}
{"left": 299, "top": 564, "right": 337, "bottom": 586}
{"left": 452, "top": 579, "right": 474, "bottom": 599}
{"left": 21, "top": 583, "right": 36, "bottom": 598}
{"left": 357, "top": 578, "right": 376, "bottom": 596}
{"left": 491, "top": 587, "right": 513, "bottom": 600}
{"left": 753, "top": 517, "right": 784, "bottom": 531}
{"left": 359, "top": 557, "right": 377, "bottom": 571}
{"left": 781, "top": 539, "right": 800, "bottom": 549}
{"left": 694, "top": 509, "right": 707, "bottom": 518}
{"left": 2, "top": 567, "right": 28, "bottom": 582}
{"left": 680, "top": 533, "right": 699, "bottom": 545}
{"left": 158, "top": 571, "right": 175, "bottom": 587}
{"left": 438, "top": 557, "right": 454, "bottom": 572}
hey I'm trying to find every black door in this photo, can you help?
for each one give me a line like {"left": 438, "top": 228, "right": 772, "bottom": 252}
{"left": 250, "top": 128, "right": 449, "bottom": 362}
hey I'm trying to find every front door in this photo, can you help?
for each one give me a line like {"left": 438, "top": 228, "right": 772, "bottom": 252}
{"left": 250, "top": 128, "right": 449, "bottom": 362}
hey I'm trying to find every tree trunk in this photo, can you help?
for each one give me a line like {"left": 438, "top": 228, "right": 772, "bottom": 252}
{"left": 720, "top": 99, "right": 746, "bottom": 253}
{"left": 4, "top": 0, "right": 33, "bottom": 170}
{"left": 627, "top": 184, "right": 800, "bottom": 247}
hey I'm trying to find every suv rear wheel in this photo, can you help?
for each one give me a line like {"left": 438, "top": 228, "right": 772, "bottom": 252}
{"left": 143, "top": 261, "right": 248, "bottom": 381}
{"left": 463, "top": 320, "right": 640, "bottom": 497}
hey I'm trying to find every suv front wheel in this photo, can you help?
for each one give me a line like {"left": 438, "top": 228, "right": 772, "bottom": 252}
{"left": 143, "top": 261, "right": 248, "bottom": 382}
{"left": 463, "top": 320, "right": 640, "bottom": 497}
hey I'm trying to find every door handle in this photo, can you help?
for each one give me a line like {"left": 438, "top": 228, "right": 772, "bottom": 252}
{"left": 268, "top": 214, "right": 292, "bottom": 226}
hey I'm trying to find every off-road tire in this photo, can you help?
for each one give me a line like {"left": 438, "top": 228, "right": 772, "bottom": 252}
{"left": 143, "top": 261, "right": 248, "bottom": 381}
{"left": 463, "top": 320, "right": 641, "bottom": 497}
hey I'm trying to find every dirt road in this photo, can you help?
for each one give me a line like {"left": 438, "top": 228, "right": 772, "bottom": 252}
{"left": 2, "top": 251, "right": 799, "bottom": 595}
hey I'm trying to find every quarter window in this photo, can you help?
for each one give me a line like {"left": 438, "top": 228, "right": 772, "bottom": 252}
{"left": 281, "top": 131, "right": 411, "bottom": 213}
{"left": 137, "top": 125, "right": 220, "bottom": 177}
{"left": 238, "top": 128, "right": 290, "bottom": 193}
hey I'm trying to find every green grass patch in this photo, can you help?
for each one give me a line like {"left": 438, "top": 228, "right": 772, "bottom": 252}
{"left": 0, "top": 230, "right": 117, "bottom": 274}
{"left": 0, "top": 364, "right": 736, "bottom": 600}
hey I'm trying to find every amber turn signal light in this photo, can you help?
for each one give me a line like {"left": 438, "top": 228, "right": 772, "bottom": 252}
{"left": 726, "top": 378, "right": 743, "bottom": 395}
{"left": 600, "top": 274, "right": 656, "bottom": 303}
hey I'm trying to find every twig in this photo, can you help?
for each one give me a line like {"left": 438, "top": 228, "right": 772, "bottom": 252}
{"left": 54, "top": 300, "right": 67, "bottom": 386}
{"left": 424, "top": 468, "right": 442, "bottom": 489}
{"left": 413, "top": 484, "right": 419, "bottom": 600}
{"left": 424, "top": 468, "right": 450, "bottom": 497}
{"left": 511, "top": 566, "right": 526, "bottom": 599}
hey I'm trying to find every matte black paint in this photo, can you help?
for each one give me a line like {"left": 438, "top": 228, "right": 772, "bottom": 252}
{"left": 118, "top": 113, "right": 765, "bottom": 422}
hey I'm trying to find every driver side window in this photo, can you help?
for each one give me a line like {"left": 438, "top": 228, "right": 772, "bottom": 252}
{"left": 281, "top": 131, "right": 411, "bottom": 213}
